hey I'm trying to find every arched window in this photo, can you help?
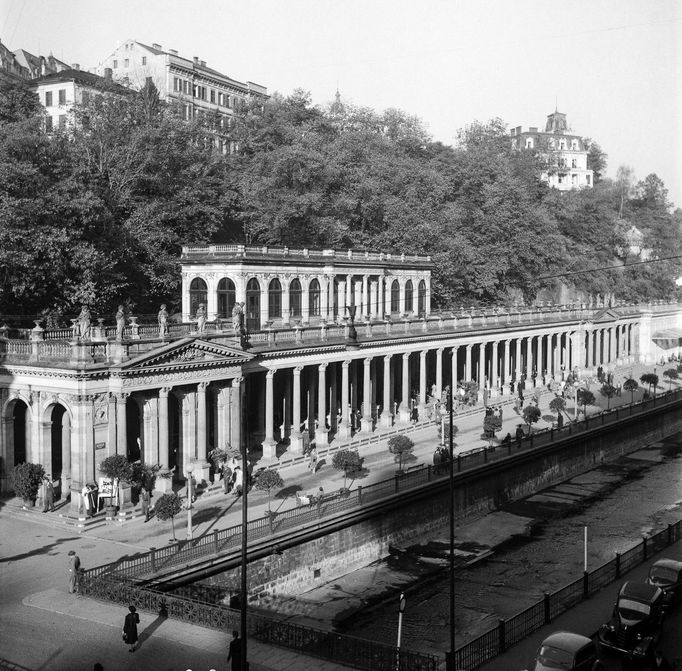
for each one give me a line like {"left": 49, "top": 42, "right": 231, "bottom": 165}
{"left": 268, "top": 278, "right": 282, "bottom": 320}
{"left": 417, "top": 280, "right": 426, "bottom": 315}
{"left": 246, "top": 278, "right": 260, "bottom": 331}
{"left": 525, "top": 138, "right": 534, "bottom": 149}
{"left": 189, "top": 278, "right": 207, "bottom": 317}
{"left": 289, "top": 278, "right": 302, "bottom": 318}
{"left": 390, "top": 280, "right": 400, "bottom": 313}
{"left": 217, "top": 278, "right": 235, "bottom": 318}
{"left": 404, "top": 280, "right": 414, "bottom": 313}
{"left": 309, "top": 278, "right": 321, "bottom": 317}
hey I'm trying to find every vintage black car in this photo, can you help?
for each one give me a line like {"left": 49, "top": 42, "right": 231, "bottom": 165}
{"left": 646, "top": 558, "right": 682, "bottom": 609}
{"left": 524, "top": 631, "right": 603, "bottom": 671}
{"left": 598, "top": 581, "right": 665, "bottom": 662}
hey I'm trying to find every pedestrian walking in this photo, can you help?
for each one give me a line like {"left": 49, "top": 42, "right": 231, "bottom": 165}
{"left": 67, "top": 550, "right": 81, "bottom": 594}
{"left": 232, "top": 466, "right": 243, "bottom": 497}
{"left": 307, "top": 444, "right": 318, "bottom": 472}
{"left": 42, "top": 475, "right": 55, "bottom": 512}
{"left": 122, "top": 605, "right": 139, "bottom": 652}
{"left": 139, "top": 488, "right": 150, "bottom": 522}
{"left": 410, "top": 406, "right": 419, "bottom": 424}
{"left": 221, "top": 464, "right": 233, "bottom": 494}
{"left": 227, "top": 630, "right": 242, "bottom": 670}
{"left": 515, "top": 425, "right": 524, "bottom": 448}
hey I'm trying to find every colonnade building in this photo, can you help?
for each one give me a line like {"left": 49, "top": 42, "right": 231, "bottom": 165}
{"left": 1, "top": 245, "right": 681, "bottom": 514}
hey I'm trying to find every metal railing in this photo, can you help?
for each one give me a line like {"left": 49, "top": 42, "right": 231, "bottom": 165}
{"left": 83, "top": 388, "right": 682, "bottom": 585}
{"left": 453, "top": 520, "right": 682, "bottom": 670}
{"left": 78, "top": 573, "right": 439, "bottom": 671}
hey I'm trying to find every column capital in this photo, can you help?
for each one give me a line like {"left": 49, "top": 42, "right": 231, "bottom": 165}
{"left": 293, "top": 365, "right": 304, "bottom": 375}
{"left": 364, "top": 357, "right": 372, "bottom": 366}
{"left": 466, "top": 343, "right": 473, "bottom": 350}
{"left": 115, "top": 392, "right": 130, "bottom": 402}
{"left": 342, "top": 359, "right": 351, "bottom": 369}
{"left": 402, "top": 352, "right": 410, "bottom": 360}
{"left": 318, "top": 362, "right": 328, "bottom": 371}
{"left": 197, "top": 381, "right": 209, "bottom": 392}
{"left": 231, "top": 376, "right": 244, "bottom": 388}
{"left": 384, "top": 354, "right": 392, "bottom": 363}
{"left": 436, "top": 347, "right": 444, "bottom": 354}
{"left": 266, "top": 369, "right": 275, "bottom": 380}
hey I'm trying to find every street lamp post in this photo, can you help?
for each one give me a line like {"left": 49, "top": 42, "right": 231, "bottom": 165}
{"left": 448, "top": 387, "right": 455, "bottom": 670}
{"left": 186, "top": 461, "right": 195, "bottom": 540}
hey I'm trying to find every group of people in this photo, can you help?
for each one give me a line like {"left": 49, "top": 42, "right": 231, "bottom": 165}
{"left": 218, "top": 457, "right": 245, "bottom": 497}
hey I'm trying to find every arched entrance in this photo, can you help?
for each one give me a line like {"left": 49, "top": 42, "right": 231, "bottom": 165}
{"left": 12, "top": 401, "right": 28, "bottom": 465}
{"left": 50, "top": 405, "right": 65, "bottom": 479}
{"left": 168, "top": 392, "right": 181, "bottom": 479}
{"left": 246, "top": 278, "right": 260, "bottom": 332}
{"left": 126, "top": 400, "right": 141, "bottom": 462}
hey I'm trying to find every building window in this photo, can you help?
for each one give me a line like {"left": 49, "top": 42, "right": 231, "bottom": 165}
{"left": 210, "top": 89, "right": 216, "bottom": 104}
{"left": 142, "top": 56, "right": 147, "bottom": 65}
{"left": 218, "top": 92, "right": 224, "bottom": 106}
{"left": 309, "top": 279, "right": 321, "bottom": 317}
{"left": 45, "top": 115, "right": 53, "bottom": 132}
{"left": 268, "top": 279, "right": 282, "bottom": 320}
{"left": 58, "top": 115, "right": 67, "bottom": 130}
{"left": 217, "top": 278, "right": 236, "bottom": 318}
{"left": 404, "top": 280, "right": 414, "bottom": 313}
{"left": 586, "top": 174, "right": 591, "bottom": 185}
{"left": 289, "top": 279, "right": 302, "bottom": 318}
{"left": 124, "top": 59, "right": 129, "bottom": 67}
{"left": 189, "top": 278, "right": 208, "bottom": 316}
{"left": 548, "top": 138, "right": 555, "bottom": 149}
{"left": 418, "top": 281, "right": 426, "bottom": 315}
{"left": 559, "top": 140, "right": 567, "bottom": 150}
{"left": 113, "top": 60, "right": 118, "bottom": 68}
{"left": 525, "top": 138, "right": 534, "bottom": 149}
{"left": 390, "top": 280, "right": 400, "bottom": 313}
{"left": 184, "top": 81, "right": 190, "bottom": 95}
{"left": 571, "top": 159, "right": 577, "bottom": 169}
{"left": 571, "top": 139, "right": 579, "bottom": 150}
{"left": 58, "top": 89, "right": 66, "bottom": 104}
{"left": 558, "top": 174, "right": 565, "bottom": 184}
{"left": 226, "top": 95, "right": 231, "bottom": 108}
{"left": 45, "top": 91, "right": 53, "bottom": 107}
{"left": 571, "top": 174, "right": 578, "bottom": 185}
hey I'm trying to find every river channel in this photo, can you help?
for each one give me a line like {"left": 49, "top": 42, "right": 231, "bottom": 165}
{"left": 300, "top": 431, "right": 682, "bottom": 656}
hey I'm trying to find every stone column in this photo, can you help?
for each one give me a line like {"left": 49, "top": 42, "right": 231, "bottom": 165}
{"left": 370, "top": 280, "right": 378, "bottom": 319}
{"left": 346, "top": 274, "right": 353, "bottom": 309}
{"left": 465, "top": 344, "right": 473, "bottom": 381}
{"left": 261, "top": 370, "right": 277, "bottom": 461}
{"left": 281, "top": 280, "right": 290, "bottom": 326}
{"left": 337, "top": 280, "right": 346, "bottom": 321}
{"left": 451, "top": 346, "right": 458, "bottom": 389}
{"left": 491, "top": 341, "right": 499, "bottom": 394}
{"left": 362, "top": 357, "right": 372, "bottom": 425}
{"left": 61, "top": 411, "right": 71, "bottom": 498}
{"left": 341, "top": 360, "right": 351, "bottom": 438}
{"left": 502, "top": 340, "right": 510, "bottom": 392}
{"left": 155, "top": 387, "right": 172, "bottom": 492}
{"left": 435, "top": 348, "right": 443, "bottom": 398}
{"left": 401, "top": 353, "right": 410, "bottom": 422}
{"left": 321, "top": 276, "right": 330, "bottom": 321}
{"left": 316, "top": 363, "right": 328, "bottom": 444}
{"left": 290, "top": 366, "right": 304, "bottom": 452}
{"left": 610, "top": 327, "right": 616, "bottom": 365}
{"left": 384, "top": 279, "right": 391, "bottom": 317}
{"left": 553, "top": 334, "right": 560, "bottom": 375}
{"left": 382, "top": 355, "right": 392, "bottom": 427}
{"left": 399, "top": 280, "right": 406, "bottom": 317}
{"left": 116, "top": 392, "right": 128, "bottom": 455}
{"left": 302, "top": 280, "right": 310, "bottom": 324}
{"left": 230, "top": 377, "right": 243, "bottom": 453}
{"left": 537, "top": 334, "right": 544, "bottom": 378}
{"left": 418, "top": 350, "right": 427, "bottom": 407}
{"left": 478, "top": 343, "right": 486, "bottom": 385}
{"left": 525, "top": 336, "right": 533, "bottom": 380}
{"left": 515, "top": 339, "right": 522, "bottom": 380}
{"left": 362, "top": 275, "right": 369, "bottom": 318}
{"left": 195, "top": 381, "right": 210, "bottom": 482}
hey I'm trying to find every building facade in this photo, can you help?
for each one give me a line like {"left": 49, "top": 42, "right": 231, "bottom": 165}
{"left": 96, "top": 40, "right": 267, "bottom": 153}
{"left": 511, "top": 110, "right": 593, "bottom": 191}
{"left": 0, "top": 38, "right": 70, "bottom": 83}
{"left": 1, "top": 247, "right": 680, "bottom": 514}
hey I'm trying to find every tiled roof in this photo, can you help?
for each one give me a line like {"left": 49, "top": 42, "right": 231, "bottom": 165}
{"left": 29, "top": 69, "right": 130, "bottom": 93}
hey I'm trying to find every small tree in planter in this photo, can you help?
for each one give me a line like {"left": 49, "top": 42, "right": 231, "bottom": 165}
{"left": 388, "top": 435, "right": 415, "bottom": 472}
{"left": 254, "top": 468, "right": 284, "bottom": 514}
{"left": 549, "top": 396, "right": 569, "bottom": 424}
{"left": 131, "top": 462, "right": 162, "bottom": 492}
{"left": 12, "top": 462, "right": 45, "bottom": 506}
{"left": 640, "top": 373, "right": 659, "bottom": 398}
{"left": 577, "top": 388, "right": 596, "bottom": 418}
{"left": 599, "top": 383, "right": 617, "bottom": 410}
{"left": 521, "top": 405, "right": 542, "bottom": 436}
{"left": 154, "top": 492, "right": 183, "bottom": 542}
{"left": 483, "top": 414, "right": 502, "bottom": 444}
{"left": 99, "top": 454, "right": 133, "bottom": 510}
{"left": 332, "top": 449, "right": 362, "bottom": 491}
{"left": 663, "top": 368, "right": 679, "bottom": 390}
{"left": 623, "top": 378, "right": 639, "bottom": 404}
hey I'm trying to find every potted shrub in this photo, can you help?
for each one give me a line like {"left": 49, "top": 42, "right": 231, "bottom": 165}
{"left": 12, "top": 462, "right": 45, "bottom": 507}
{"left": 99, "top": 454, "right": 133, "bottom": 514}
{"left": 154, "top": 492, "right": 183, "bottom": 542}
{"left": 388, "top": 435, "right": 415, "bottom": 472}
{"left": 332, "top": 448, "right": 362, "bottom": 495}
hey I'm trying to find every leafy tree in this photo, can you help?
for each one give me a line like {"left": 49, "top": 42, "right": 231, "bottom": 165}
{"left": 0, "top": 79, "right": 42, "bottom": 123}
{"left": 583, "top": 138, "right": 607, "bottom": 184}
{"left": 639, "top": 373, "right": 659, "bottom": 397}
{"left": 521, "top": 405, "right": 542, "bottom": 435}
{"left": 254, "top": 468, "right": 284, "bottom": 513}
{"left": 12, "top": 462, "right": 45, "bottom": 502}
{"left": 599, "top": 383, "right": 617, "bottom": 409}
{"left": 388, "top": 435, "right": 415, "bottom": 471}
{"left": 577, "top": 389, "right": 596, "bottom": 417}
{"left": 331, "top": 449, "right": 362, "bottom": 489}
{"left": 623, "top": 378, "right": 639, "bottom": 404}
{"left": 549, "top": 396, "right": 569, "bottom": 422}
{"left": 662, "top": 368, "right": 679, "bottom": 390}
{"left": 483, "top": 414, "right": 502, "bottom": 439}
{"left": 154, "top": 493, "right": 183, "bottom": 541}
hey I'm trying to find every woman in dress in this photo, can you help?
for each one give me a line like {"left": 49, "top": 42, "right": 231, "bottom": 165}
{"left": 122, "top": 605, "right": 139, "bottom": 652}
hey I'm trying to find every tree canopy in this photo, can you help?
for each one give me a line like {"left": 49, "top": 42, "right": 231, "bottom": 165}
{"left": 1, "top": 80, "right": 680, "bottom": 323}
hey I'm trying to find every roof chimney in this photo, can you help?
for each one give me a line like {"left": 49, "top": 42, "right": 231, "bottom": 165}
{"left": 193, "top": 56, "right": 199, "bottom": 65}
{"left": 104, "top": 68, "right": 112, "bottom": 80}
{"left": 152, "top": 43, "right": 162, "bottom": 50}
{"left": 71, "top": 63, "right": 80, "bottom": 71}
{"left": 200, "top": 60, "right": 206, "bottom": 67}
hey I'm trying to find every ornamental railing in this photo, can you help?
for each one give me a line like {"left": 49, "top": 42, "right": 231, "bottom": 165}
{"left": 83, "top": 388, "right": 682, "bottom": 585}
{"left": 78, "top": 573, "right": 439, "bottom": 671}
{"left": 452, "top": 520, "right": 682, "bottom": 670}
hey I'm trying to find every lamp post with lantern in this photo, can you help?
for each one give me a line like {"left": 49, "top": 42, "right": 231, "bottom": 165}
{"left": 186, "top": 460, "right": 195, "bottom": 540}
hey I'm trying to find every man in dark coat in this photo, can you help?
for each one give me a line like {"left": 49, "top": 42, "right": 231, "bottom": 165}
{"left": 227, "top": 630, "right": 242, "bottom": 670}
{"left": 43, "top": 476, "right": 55, "bottom": 512}
{"left": 123, "top": 605, "right": 139, "bottom": 652}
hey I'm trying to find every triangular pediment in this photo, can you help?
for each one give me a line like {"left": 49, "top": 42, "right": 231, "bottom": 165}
{"left": 591, "top": 308, "right": 621, "bottom": 323}
{"left": 114, "top": 338, "right": 253, "bottom": 373}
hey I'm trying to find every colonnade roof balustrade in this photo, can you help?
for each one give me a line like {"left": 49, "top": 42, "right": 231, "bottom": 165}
{"left": 0, "top": 300, "right": 679, "bottom": 369}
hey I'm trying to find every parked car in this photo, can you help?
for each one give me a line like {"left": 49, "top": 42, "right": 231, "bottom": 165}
{"left": 523, "top": 631, "right": 603, "bottom": 670}
{"left": 646, "top": 558, "right": 682, "bottom": 609}
{"left": 598, "top": 581, "right": 665, "bottom": 663}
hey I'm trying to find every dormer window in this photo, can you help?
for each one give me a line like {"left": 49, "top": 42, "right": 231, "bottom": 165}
{"left": 571, "top": 139, "right": 579, "bottom": 150}
{"left": 559, "top": 139, "right": 567, "bottom": 150}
